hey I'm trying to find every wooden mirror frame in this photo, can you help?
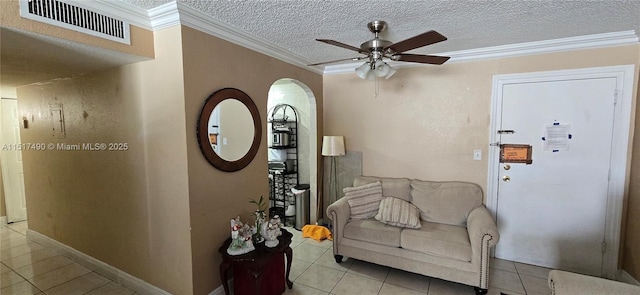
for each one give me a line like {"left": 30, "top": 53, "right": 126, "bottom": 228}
{"left": 197, "top": 88, "right": 262, "bottom": 172}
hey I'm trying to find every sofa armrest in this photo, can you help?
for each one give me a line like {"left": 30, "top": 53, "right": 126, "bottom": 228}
{"left": 327, "top": 197, "right": 350, "bottom": 251}
{"left": 548, "top": 270, "right": 640, "bottom": 295}
{"left": 467, "top": 205, "right": 500, "bottom": 248}
{"left": 467, "top": 205, "right": 500, "bottom": 289}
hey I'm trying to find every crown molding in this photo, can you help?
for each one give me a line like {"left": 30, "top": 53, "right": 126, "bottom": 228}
{"left": 323, "top": 30, "right": 640, "bottom": 75}
{"left": 148, "top": 1, "right": 181, "bottom": 30}
{"left": 443, "top": 30, "right": 639, "bottom": 62}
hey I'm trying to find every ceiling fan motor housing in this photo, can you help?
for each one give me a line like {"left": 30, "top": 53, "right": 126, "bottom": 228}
{"left": 360, "top": 39, "right": 393, "bottom": 60}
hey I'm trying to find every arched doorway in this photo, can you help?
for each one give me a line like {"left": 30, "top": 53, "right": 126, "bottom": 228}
{"left": 267, "top": 79, "right": 319, "bottom": 225}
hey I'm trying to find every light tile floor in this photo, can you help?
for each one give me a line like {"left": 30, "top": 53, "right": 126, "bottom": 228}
{"left": 1, "top": 222, "right": 553, "bottom": 295}
{"left": 283, "top": 227, "right": 552, "bottom": 295}
{"left": 1, "top": 221, "right": 136, "bottom": 295}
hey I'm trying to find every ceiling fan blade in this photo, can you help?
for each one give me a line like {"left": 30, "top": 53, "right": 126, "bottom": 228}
{"left": 393, "top": 54, "right": 450, "bottom": 65}
{"left": 307, "top": 57, "right": 366, "bottom": 66}
{"left": 316, "top": 39, "right": 367, "bottom": 54}
{"left": 385, "top": 30, "right": 447, "bottom": 53}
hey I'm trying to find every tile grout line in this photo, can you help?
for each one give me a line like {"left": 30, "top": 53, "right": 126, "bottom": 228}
{"left": 513, "top": 263, "right": 529, "bottom": 295}
{"left": 327, "top": 262, "right": 348, "bottom": 295}
{"left": 2, "top": 223, "right": 48, "bottom": 294}
{"left": 2, "top": 222, "right": 136, "bottom": 295}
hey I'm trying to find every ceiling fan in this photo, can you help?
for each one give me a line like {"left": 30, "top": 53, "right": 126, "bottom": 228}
{"left": 308, "top": 21, "right": 450, "bottom": 80}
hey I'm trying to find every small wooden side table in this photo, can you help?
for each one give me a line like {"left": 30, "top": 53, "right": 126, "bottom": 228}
{"left": 218, "top": 229, "right": 293, "bottom": 295}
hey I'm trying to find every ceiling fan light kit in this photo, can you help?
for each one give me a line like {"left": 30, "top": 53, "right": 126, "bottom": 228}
{"left": 355, "top": 60, "right": 396, "bottom": 80}
{"left": 309, "top": 20, "right": 450, "bottom": 80}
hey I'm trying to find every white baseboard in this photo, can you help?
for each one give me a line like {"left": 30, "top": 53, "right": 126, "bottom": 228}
{"left": 208, "top": 284, "right": 226, "bottom": 295}
{"left": 619, "top": 269, "right": 640, "bottom": 286}
{"left": 27, "top": 230, "right": 171, "bottom": 295}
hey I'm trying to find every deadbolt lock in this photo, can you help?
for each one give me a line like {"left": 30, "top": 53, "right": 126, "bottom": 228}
{"left": 504, "top": 164, "right": 511, "bottom": 170}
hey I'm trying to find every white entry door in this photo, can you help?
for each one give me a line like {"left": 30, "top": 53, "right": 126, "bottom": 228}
{"left": 1, "top": 98, "right": 28, "bottom": 223}
{"left": 488, "top": 66, "right": 634, "bottom": 278}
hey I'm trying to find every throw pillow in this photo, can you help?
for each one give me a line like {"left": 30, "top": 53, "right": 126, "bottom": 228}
{"left": 354, "top": 176, "right": 412, "bottom": 202}
{"left": 344, "top": 181, "right": 383, "bottom": 220}
{"left": 375, "top": 197, "right": 421, "bottom": 229}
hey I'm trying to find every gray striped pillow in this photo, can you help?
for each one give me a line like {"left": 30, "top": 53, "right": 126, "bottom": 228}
{"left": 344, "top": 181, "right": 383, "bottom": 220}
{"left": 375, "top": 197, "right": 421, "bottom": 229}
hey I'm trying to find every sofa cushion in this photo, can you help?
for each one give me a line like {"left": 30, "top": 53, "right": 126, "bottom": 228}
{"left": 344, "top": 181, "right": 383, "bottom": 220}
{"left": 375, "top": 197, "right": 421, "bottom": 229}
{"left": 344, "top": 219, "right": 402, "bottom": 247}
{"left": 354, "top": 176, "right": 411, "bottom": 202}
{"left": 401, "top": 221, "right": 471, "bottom": 262}
{"left": 410, "top": 180, "right": 483, "bottom": 226}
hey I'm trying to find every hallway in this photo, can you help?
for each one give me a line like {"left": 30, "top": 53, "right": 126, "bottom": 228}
{"left": 1, "top": 221, "right": 136, "bottom": 295}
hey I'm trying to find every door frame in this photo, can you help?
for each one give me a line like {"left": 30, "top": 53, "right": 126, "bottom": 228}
{"left": 486, "top": 65, "right": 636, "bottom": 278}
{"left": 1, "top": 98, "right": 28, "bottom": 223}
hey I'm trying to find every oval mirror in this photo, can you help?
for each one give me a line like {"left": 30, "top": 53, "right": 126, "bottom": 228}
{"left": 197, "top": 88, "right": 262, "bottom": 172}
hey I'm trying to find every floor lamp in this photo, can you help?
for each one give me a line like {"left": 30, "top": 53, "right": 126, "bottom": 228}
{"left": 321, "top": 136, "right": 345, "bottom": 224}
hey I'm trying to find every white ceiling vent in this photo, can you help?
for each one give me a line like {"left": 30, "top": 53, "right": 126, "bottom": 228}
{"left": 19, "top": 0, "right": 130, "bottom": 44}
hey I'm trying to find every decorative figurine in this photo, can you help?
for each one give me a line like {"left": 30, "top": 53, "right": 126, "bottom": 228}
{"left": 227, "top": 216, "right": 255, "bottom": 255}
{"left": 262, "top": 215, "right": 283, "bottom": 248}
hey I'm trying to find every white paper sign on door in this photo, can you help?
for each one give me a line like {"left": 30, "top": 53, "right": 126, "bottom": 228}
{"left": 543, "top": 123, "right": 571, "bottom": 152}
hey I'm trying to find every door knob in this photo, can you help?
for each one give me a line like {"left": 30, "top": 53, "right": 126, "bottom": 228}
{"left": 504, "top": 164, "right": 511, "bottom": 170}
{"left": 503, "top": 175, "right": 511, "bottom": 182}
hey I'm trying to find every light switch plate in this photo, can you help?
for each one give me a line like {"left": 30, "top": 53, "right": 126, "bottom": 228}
{"left": 473, "top": 149, "right": 482, "bottom": 160}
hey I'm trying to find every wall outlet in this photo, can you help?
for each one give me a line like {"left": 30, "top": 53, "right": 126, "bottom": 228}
{"left": 473, "top": 149, "right": 482, "bottom": 160}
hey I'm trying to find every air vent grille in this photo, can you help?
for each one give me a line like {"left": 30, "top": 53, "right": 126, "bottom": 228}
{"left": 19, "top": 0, "right": 130, "bottom": 44}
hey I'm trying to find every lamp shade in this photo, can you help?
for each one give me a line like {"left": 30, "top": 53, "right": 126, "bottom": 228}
{"left": 321, "top": 136, "right": 345, "bottom": 156}
{"left": 373, "top": 60, "right": 396, "bottom": 79}
{"left": 355, "top": 62, "right": 375, "bottom": 80}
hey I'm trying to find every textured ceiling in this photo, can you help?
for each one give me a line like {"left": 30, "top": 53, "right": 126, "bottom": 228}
{"left": 122, "top": 0, "right": 640, "bottom": 66}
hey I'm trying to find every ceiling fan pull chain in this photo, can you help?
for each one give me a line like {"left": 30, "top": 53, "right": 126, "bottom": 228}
{"left": 374, "top": 76, "right": 379, "bottom": 98}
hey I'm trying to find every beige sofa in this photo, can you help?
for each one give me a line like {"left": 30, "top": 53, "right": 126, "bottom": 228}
{"left": 327, "top": 176, "right": 499, "bottom": 295}
{"left": 548, "top": 270, "right": 640, "bottom": 295}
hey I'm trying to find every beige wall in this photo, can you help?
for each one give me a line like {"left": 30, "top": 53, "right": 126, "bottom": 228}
{"left": 179, "top": 26, "right": 323, "bottom": 295}
{"left": 0, "top": 0, "right": 154, "bottom": 58}
{"left": 0, "top": 156, "right": 5, "bottom": 218}
{"left": 324, "top": 45, "right": 640, "bottom": 280}
{"left": 17, "top": 27, "right": 192, "bottom": 295}
{"left": 133, "top": 26, "right": 192, "bottom": 294}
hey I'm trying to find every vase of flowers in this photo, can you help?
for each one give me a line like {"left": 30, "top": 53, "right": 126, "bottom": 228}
{"left": 250, "top": 195, "right": 267, "bottom": 243}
